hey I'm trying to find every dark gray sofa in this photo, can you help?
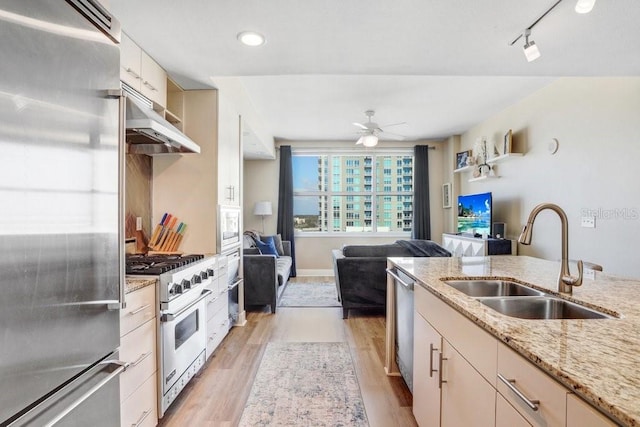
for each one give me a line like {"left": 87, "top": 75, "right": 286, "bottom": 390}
{"left": 243, "top": 240, "right": 292, "bottom": 313}
{"left": 332, "top": 240, "right": 450, "bottom": 318}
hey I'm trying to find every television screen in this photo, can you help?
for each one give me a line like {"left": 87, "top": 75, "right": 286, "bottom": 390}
{"left": 457, "top": 192, "right": 492, "bottom": 235}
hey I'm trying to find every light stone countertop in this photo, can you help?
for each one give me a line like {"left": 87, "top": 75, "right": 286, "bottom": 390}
{"left": 125, "top": 276, "right": 157, "bottom": 294}
{"left": 389, "top": 255, "right": 640, "bottom": 427}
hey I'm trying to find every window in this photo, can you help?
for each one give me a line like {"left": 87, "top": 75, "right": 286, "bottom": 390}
{"left": 292, "top": 151, "right": 413, "bottom": 234}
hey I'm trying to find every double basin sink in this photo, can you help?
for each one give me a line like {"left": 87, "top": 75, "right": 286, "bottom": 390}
{"left": 443, "top": 279, "right": 613, "bottom": 320}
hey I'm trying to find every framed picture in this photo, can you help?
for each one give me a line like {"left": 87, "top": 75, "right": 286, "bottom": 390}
{"left": 442, "top": 183, "right": 452, "bottom": 209}
{"left": 503, "top": 129, "right": 513, "bottom": 155}
{"left": 455, "top": 150, "right": 471, "bottom": 169}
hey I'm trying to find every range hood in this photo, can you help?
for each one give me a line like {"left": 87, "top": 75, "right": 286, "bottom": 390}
{"left": 124, "top": 87, "right": 200, "bottom": 155}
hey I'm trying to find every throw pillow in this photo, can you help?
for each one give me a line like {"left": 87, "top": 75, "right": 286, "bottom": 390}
{"left": 260, "top": 234, "right": 284, "bottom": 256}
{"left": 255, "top": 238, "right": 280, "bottom": 257}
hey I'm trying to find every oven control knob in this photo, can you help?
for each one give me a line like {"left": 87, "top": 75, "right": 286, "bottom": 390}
{"left": 192, "top": 274, "right": 202, "bottom": 284}
{"left": 200, "top": 271, "right": 208, "bottom": 280}
{"left": 207, "top": 268, "right": 215, "bottom": 277}
{"left": 173, "top": 283, "right": 183, "bottom": 294}
{"left": 181, "top": 278, "right": 191, "bottom": 290}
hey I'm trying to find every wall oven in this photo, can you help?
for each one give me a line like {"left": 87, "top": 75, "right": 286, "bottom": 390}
{"left": 218, "top": 205, "right": 241, "bottom": 253}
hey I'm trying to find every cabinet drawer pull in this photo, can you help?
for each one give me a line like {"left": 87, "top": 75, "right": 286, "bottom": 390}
{"left": 129, "top": 303, "right": 151, "bottom": 315}
{"left": 142, "top": 80, "right": 157, "bottom": 91}
{"left": 438, "top": 352, "right": 448, "bottom": 388}
{"left": 498, "top": 373, "right": 540, "bottom": 412}
{"left": 429, "top": 343, "right": 439, "bottom": 378}
{"left": 124, "top": 67, "right": 141, "bottom": 79}
{"left": 129, "top": 351, "right": 152, "bottom": 368}
{"left": 131, "top": 408, "right": 152, "bottom": 427}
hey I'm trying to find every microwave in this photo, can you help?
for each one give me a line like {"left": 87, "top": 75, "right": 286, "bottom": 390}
{"left": 218, "top": 205, "right": 241, "bottom": 253}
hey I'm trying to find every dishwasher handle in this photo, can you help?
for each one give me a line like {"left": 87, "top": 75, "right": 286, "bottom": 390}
{"left": 386, "top": 268, "right": 414, "bottom": 290}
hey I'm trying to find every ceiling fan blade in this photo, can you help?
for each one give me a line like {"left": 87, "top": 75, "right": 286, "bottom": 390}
{"left": 352, "top": 122, "right": 368, "bottom": 130}
{"left": 380, "top": 130, "right": 406, "bottom": 141}
{"left": 380, "top": 121, "right": 407, "bottom": 129}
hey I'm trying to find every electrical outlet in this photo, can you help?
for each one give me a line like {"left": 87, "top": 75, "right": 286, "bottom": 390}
{"left": 581, "top": 216, "right": 595, "bottom": 228}
{"left": 136, "top": 217, "right": 142, "bottom": 231}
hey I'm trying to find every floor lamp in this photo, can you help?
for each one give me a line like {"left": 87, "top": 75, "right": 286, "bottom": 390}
{"left": 253, "top": 201, "right": 272, "bottom": 234}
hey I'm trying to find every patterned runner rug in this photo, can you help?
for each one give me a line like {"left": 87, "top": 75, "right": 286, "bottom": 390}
{"left": 278, "top": 282, "right": 341, "bottom": 307}
{"left": 239, "top": 342, "right": 369, "bottom": 426}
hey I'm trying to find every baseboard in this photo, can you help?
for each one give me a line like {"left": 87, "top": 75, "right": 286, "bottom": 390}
{"left": 297, "top": 269, "right": 334, "bottom": 277}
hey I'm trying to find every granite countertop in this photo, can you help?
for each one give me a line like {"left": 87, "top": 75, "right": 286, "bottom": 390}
{"left": 125, "top": 276, "right": 157, "bottom": 294}
{"left": 389, "top": 255, "right": 640, "bottom": 427}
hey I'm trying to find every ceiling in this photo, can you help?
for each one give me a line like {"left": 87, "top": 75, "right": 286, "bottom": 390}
{"left": 109, "top": 0, "right": 640, "bottom": 158}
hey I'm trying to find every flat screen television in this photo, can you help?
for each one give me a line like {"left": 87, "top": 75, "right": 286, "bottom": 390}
{"left": 457, "top": 191, "right": 492, "bottom": 235}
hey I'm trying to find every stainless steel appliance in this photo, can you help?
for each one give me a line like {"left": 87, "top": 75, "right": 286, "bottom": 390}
{"left": 0, "top": 1, "right": 125, "bottom": 425}
{"left": 218, "top": 205, "right": 242, "bottom": 253}
{"left": 387, "top": 268, "right": 415, "bottom": 393}
{"left": 126, "top": 254, "right": 216, "bottom": 417}
{"left": 224, "top": 249, "right": 242, "bottom": 325}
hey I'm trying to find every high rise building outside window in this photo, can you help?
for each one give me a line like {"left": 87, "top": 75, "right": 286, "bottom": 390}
{"left": 292, "top": 151, "right": 413, "bottom": 234}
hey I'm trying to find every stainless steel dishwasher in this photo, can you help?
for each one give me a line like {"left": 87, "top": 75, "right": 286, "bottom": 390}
{"left": 386, "top": 267, "right": 415, "bottom": 392}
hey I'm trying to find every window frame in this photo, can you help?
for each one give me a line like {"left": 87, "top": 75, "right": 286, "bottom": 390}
{"left": 292, "top": 148, "right": 414, "bottom": 237}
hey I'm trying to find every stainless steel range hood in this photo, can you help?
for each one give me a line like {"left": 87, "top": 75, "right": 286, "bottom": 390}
{"left": 124, "top": 86, "right": 200, "bottom": 155}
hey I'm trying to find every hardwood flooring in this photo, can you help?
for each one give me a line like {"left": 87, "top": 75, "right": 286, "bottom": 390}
{"left": 158, "top": 277, "right": 416, "bottom": 427}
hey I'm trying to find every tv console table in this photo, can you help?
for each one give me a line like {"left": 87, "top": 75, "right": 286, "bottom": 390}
{"left": 442, "top": 233, "right": 516, "bottom": 257}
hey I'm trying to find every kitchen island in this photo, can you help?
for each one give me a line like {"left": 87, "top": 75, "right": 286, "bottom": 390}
{"left": 387, "top": 255, "right": 639, "bottom": 426}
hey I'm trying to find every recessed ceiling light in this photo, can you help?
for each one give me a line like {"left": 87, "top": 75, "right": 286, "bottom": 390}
{"left": 237, "top": 31, "right": 266, "bottom": 47}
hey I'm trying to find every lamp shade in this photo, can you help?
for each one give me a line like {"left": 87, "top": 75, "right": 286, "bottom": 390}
{"left": 360, "top": 134, "right": 378, "bottom": 147}
{"left": 253, "top": 201, "right": 273, "bottom": 216}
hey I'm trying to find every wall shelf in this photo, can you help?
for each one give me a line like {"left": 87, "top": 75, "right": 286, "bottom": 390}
{"left": 454, "top": 165, "right": 473, "bottom": 173}
{"left": 468, "top": 175, "right": 499, "bottom": 183}
{"left": 486, "top": 152, "right": 523, "bottom": 164}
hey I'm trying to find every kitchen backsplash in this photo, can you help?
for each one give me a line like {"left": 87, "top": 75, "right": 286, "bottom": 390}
{"left": 125, "top": 154, "right": 152, "bottom": 242}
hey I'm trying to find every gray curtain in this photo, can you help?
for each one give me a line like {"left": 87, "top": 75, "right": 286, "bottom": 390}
{"left": 412, "top": 145, "right": 431, "bottom": 240}
{"left": 277, "top": 145, "right": 296, "bottom": 276}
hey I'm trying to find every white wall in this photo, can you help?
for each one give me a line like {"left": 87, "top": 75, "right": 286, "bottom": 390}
{"left": 454, "top": 77, "right": 640, "bottom": 278}
{"left": 243, "top": 140, "right": 446, "bottom": 272}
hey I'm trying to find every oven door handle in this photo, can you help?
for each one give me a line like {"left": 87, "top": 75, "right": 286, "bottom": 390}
{"left": 161, "top": 289, "right": 212, "bottom": 322}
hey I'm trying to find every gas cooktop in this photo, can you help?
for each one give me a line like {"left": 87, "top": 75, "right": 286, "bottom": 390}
{"left": 126, "top": 254, "right": 205, "bottom": 275}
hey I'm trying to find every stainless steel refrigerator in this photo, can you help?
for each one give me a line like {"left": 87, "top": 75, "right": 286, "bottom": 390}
{"left": 0, "top": 1, "right": 125, "bottom": 425}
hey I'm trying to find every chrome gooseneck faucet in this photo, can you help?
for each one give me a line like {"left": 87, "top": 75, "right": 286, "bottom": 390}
{"left": 518, "top": 203, "right": 583, "bottom": 294}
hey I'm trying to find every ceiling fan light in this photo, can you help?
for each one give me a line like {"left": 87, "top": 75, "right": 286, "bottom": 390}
{"left": 361, "top": 134, "right": 378, "bottom": 147}
{"left": 523, "top": 40, "right": 541, "bottom": 62}
{"left": 575, "top": 0, "right": 596, "bottom": 13}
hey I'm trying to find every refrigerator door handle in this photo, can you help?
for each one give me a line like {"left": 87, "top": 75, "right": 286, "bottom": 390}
{"left": 107, "top": 88, "right": 126, "bottom": 311}
{"left": 42, "top": 360, "right": 127, "bottom": 427}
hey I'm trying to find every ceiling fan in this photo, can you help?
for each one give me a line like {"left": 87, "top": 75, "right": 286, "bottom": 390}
{"left": 353, "top": 110, "right": 406, "bottom": 147}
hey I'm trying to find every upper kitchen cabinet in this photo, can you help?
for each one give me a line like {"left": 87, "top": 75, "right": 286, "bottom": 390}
{"left": 120, "top": 32, "right": 167, "bottom": 108}
{"left": 217, "top": 92, "right": 241, "bottom": 206}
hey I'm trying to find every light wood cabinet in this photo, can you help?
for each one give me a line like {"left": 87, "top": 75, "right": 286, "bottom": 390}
{"left": 217, "top": 92, "right": 241, "bottom": 205}
{"left": 497, "top": 393, "right": 531, "bottom": 427}
{"left": 410, "top": 279, "right": 614, "bottom": 427}
{"left": 567, "top": 394, "right": 617, "bottom": 427}
{"left": 119, "top": 33, "right": 167, "bottom": 108}
{"left": 120, "top": 284, "right": 158, "bottom": 427}
{"left": 413, "top": 312, "right": 442, "bottom": 426}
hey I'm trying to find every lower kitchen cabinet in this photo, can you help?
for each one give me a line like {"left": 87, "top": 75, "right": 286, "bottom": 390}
{"left": 413, "top": 313, "right": 442, "bottom": 426}
{"left": 412, "top": 284, "right": 614, "bottom": 427}
{"left": 567, "top": 394, "right": 617, "bottom": 427}
{"left": 205, "top": 291, "right": 229, "bottom": 359}
{"left": 120, "top": 284, "right": 158, "bottom": 427}
{"left": 496, "top": 394, "right": 531, "bottom": 427}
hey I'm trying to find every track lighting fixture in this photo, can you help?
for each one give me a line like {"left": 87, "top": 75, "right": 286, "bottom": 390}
{"left": 575, "top": 0, "right": 596, "bottom": 13}
{"left": 522, "top": 29, "right": 541, "bottom": 62}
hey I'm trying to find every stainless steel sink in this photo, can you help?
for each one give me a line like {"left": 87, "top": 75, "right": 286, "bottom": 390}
{"left": 444, "top": 280, "right": 546, "bottom": 297}
{"left": 476, "top": 296, "right": 613, "bottom": 320}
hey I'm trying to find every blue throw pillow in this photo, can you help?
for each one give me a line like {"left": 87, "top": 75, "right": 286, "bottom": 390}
{"left": 255, "top": 238, "right": 280, "bottom": 257}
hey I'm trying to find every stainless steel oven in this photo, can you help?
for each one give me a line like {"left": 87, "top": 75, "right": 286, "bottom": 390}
{"left": 126, "top": 254, "right": 217, "bottom": 417}
{"left": 160, "top": 288, "right": 209, "bottom": 408}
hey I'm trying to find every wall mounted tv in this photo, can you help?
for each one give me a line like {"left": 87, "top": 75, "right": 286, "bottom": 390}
{"left": 457, "top": 191, "right": 492, "bottom": 235}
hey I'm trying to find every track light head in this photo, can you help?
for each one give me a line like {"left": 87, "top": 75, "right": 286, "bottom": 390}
{"left": 523, "top": 29, "right": 541, "bottom": 62}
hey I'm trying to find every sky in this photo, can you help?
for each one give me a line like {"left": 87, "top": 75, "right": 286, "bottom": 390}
{"left": 292, "top": 156, "right": 320, "bottom": 215}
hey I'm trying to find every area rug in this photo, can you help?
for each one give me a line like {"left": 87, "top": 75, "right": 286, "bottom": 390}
{"left": 239, "top": 342, "right": 369, "bottom": 426}
{"left": 278, "top": 282, "right": 341, "bottom": 307}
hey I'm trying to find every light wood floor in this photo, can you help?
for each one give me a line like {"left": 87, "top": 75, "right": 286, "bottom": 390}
{"left": 158, "top": 277, "right": 417, "bottom": 427}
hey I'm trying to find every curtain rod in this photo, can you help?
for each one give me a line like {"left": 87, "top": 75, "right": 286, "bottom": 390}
{"left": 276, "top": 145, "right": 436, "bottom": 151}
